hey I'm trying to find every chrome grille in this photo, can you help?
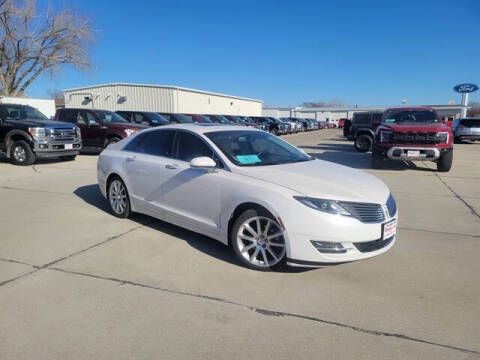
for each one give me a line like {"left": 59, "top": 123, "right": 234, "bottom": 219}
{"left": 337, "top": 201, "right": 385, "bottom": 223}
{"left": 49, "top": 127, "right": 77, "bottom": 142}
{"left": 386, "top": 193, "right": 397, "bottom": 217}
{"left": 392, "top": 132, "right": 441, "bottom": 144}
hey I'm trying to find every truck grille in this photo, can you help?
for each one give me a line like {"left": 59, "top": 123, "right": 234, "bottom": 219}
{"left": 49, "top": 127, "right": 77, "bottom": 142}
{"left": 354, "top": 236, "right": 394, "bottom": 253}
{"left": 392, "top": 132, "right": 441, "bottom": 144}
{"left": 386, "top": 193, "right": 397, "bottom": 217}
{"left": 337, "top": 201, "right": 385, "bottom": 223}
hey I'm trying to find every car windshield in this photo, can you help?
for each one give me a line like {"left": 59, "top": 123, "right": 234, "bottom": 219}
{"left": 383, "top": 110, "right": 440, "bottom": 124}
{"left": 3, "top": 105, "right": 48, "bottom": 120}
{"left": 145, "top": 112, "right": 169, "bottom": 124}
{"left": 175, "top": 114, "right": 194, "bottom": 123}
{"left": 228, "top": 116, "right": 243, "bottom": 123}
{"left": 206, "top": 130, "right": 312, "bottom": 167}
{"left": 93, "top": 110, "right": 129, "bottom": 123}
{"left": 210, "top": 115, "right": 230, "bottom": 124}
{"left": 197, "top": 115, "right": 213, "bottom": 123}
{"left": 460, "top": 119, "right": 480, "bottom": 127}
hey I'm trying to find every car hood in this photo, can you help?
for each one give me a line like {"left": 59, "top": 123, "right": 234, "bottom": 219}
{"left": 7, "top": 118, "right": 74, "bottom": 128}
{"left": 380, "top": 123, "right": 450, "bottom": 132}
{"left": 234, "top": 159, "right": 390, "bottom": 204}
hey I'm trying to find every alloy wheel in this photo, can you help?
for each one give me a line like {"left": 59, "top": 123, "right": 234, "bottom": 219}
{"left": 13, "top": 145, "right": 26, "bottom": 162}
{"left": 109, "top": 180, "right": 127, "bottom": 215}
{"left": 236, "top": 216, "right": 286, "bottom": 268}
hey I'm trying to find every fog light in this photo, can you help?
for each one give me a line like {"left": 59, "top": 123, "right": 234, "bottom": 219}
{"left": 39, "top": 144, "right": 48, "bottom": 149}
{"left": 311, "top": 241, "right": 347, "bottom": 253}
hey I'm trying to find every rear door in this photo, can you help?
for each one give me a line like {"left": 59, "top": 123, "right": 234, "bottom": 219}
{"left": 123, "top": 129, "right": 175, "bottom": 213}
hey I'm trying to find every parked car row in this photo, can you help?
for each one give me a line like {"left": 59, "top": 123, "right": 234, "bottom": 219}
{"left": 342, "top": 107, "right": 460, "bottom": 172}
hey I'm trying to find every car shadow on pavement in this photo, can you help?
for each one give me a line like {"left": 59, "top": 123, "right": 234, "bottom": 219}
{"left": 301, "top": 144, "right": 433, "bottom": 171}
{"left": 74, "top": 184, "right": 312, "bottom": 273}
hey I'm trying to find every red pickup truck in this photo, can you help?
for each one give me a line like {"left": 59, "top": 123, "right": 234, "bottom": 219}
{"left": 371, "top": 107, "right": 453, "bottom": 172}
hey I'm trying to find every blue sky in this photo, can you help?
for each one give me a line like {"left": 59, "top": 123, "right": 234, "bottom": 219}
{"left": 28, "top": 0, "right": 480, "bottom": 106}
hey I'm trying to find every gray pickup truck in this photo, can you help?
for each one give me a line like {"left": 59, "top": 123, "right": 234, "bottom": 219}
{"left": 0, "top": 103, "right": 82, "bottom": 165}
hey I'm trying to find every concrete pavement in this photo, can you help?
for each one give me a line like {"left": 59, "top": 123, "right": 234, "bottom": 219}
{"left": 1, "top": 130, "right": 479, "bottom": 359}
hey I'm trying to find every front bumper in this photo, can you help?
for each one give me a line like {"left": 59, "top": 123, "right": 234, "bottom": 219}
{"left": 33, "top": 140, "right": 82, "bottom": 157}
{"left": 282, "top": 200, "right": 397, "bottom": 267}
{"left": 374, "top": 144, "right": 451, "bottom": 161}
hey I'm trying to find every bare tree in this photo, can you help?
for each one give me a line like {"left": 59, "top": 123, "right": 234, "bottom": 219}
{"left": 0, "top": 0, "right": 93, "bottom": 96}
{"left": 467, "top": 101, "right": 480, "bottom": 117}
{"left": 302, "top": 99, "right": 347, "bottom": 108}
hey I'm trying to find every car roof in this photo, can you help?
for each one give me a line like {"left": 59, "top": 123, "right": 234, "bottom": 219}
{"left": 140, "top": 123, "right": 258, "bottom": 134}
{"left": 385, "top": 107, "right": 434, "bottom": 111}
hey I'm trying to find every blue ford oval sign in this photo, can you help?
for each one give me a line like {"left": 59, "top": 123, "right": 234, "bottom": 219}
{"left": 453, "top": 83, "right": 479, "bottom": 93}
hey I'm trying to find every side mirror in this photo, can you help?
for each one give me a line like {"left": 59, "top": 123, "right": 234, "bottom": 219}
{"left": 190, "top": 156, "right": 217, "bottom": 169}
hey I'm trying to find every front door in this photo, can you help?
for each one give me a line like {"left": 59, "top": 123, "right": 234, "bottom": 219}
{"left": 159, "top": 130, "right": 222, "bottom": 235}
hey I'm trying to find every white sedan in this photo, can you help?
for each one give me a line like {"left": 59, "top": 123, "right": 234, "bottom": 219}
{"left": 97, "top": 124, "right": 397, "bottom": 271}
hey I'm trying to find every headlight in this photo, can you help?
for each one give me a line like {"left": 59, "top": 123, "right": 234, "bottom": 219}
{"left": 435, "top": 132, "right": 449, "bottom": 143}
{"left": 28, "top": 127, "right": 46, "bottom": 139}
{"left": 294, "top": 196, "right": 351, "bottom": 216}
{"left": 75, "top": 126, "right": 81, "bottom": 138}
{"left": 124, "top": 128, "right": 138, "bottom": 137}
{"left": 380, "top": 130, "right": 392, "bottom": 143}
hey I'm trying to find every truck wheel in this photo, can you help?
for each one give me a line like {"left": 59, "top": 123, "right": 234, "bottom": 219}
{"left": 355, "top": 134, "right": 373, "bottom": 152}
{"left": 60, "top": 155, "right": 76, "bottom": 161}
{"left": 10, "top": 140, "right": 35, "bottom": 166}
{"left": 106, "top": 137, "right": 121, "bottom": 147}
{"left": 272, "top": 128, "right": 278, "bottom": 136}
{"left": 371, "top": 148, "right": 384, "bottom": 169}
{"left": 437, "top": 150, "right": 453, "bottom": 172}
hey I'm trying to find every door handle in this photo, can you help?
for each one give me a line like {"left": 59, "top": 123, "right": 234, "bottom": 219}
{"left": 126, "top": 156, "right": 136, "bottom": 163}
{"left": 165, "top": 164, "right": 178, "bottom": 170}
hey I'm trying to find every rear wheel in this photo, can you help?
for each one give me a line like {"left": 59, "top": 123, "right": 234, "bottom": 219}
{"left": 107, "top": 177, "right": 131, "bottom": 218}
{"left": 437, "top": 150, "right": 453, "bottom": 172}
{"left": 10, "top": 140, "right": 35, "bottom": 166}
{"left": 231, "top": 209, "right": 286, "bottom": 271}
{"left": 355, "top": 134, "right": 373, "bottom": 152}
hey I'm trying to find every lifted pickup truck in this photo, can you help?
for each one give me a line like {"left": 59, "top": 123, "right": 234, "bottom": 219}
{"left": 0, "top": 104, "right": 81, "bottom": 165}
{"left": 371, "top": 107, "right": 453, "bottom": 172}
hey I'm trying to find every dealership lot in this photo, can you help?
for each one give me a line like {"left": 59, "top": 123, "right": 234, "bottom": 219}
{"left": 0, "top": 129, "right": 479, "bottom": 359}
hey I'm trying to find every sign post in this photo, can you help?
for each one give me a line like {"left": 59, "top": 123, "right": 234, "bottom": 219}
{"left": 453, "top": 83, "right": 479, "bottom": 117}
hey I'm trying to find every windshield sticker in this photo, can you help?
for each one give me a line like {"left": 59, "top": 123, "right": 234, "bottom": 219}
{"left": 236, "top": 155, "right": 261, "bottom": 164}
{"left": 385, "top": 118, "right": 396, "bottom": 123}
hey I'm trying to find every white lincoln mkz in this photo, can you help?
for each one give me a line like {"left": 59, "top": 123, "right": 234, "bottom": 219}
{"left": 97, "top": 124, "right": 397, "bottom": 271}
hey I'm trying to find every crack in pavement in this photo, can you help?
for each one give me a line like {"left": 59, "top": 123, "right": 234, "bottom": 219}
{"left": 398, "top": 226, "right": 480, "bottom": 238}
{"left": 435, "top": 174, "right": 480, "bottom": 220}
{"left": 0, "top": 226, "right": 141, "bottom": 288}
{"left": 45, "top": 266, "right": 479, "bottom": 356}
{"left": 0, "top": 186, "right": 71, "bottom": 196}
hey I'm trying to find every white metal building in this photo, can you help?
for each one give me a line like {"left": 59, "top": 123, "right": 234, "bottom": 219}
{"left": 63, "top": 83, "right": 262, "bottom": 116}
{"left": 0, "top": 96, "right": 56, "bottom": 118}
{"left": 263, "top": 104, "right": 467, "bottom": 125}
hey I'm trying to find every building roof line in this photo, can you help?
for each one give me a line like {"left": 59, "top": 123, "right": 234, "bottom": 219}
{"left": 62, "top": 83, "right": 263, "bottom": 103}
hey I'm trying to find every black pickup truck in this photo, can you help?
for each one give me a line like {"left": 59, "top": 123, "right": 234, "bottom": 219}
{"left": 0, "top": 103, "right": 81, "bottom": 165}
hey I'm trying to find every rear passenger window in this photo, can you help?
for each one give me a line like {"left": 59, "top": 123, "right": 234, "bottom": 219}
{"left": 354, "top": 114, "right": 371, "bottom": 125}
{"left": 124, "top": 130, "right": 174, "bottom": 157}
{"left": 174, "top": 131, "right": 213, "bottom": 162}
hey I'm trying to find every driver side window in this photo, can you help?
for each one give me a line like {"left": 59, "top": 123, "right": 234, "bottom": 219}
{"left": 174, "top": 131, "right": 214, "bottom": 163}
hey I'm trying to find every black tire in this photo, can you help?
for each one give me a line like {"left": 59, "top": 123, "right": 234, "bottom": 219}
{"left": 10, "top": 140, "right": 35, "bottom": 166}
{"left": 272, "top": 128, "right": 279, "bottom": 136}
{"left": 371, "top": 148, "right": 384, "bottom": 169}
{"left": 355, "top": 134, "right": 373, "bottom": 152}
{"left": 107, "top": 176, "right": 131, "bottom": 218}
{"left": 230, "top": 208, "right": 287, "bottom": 271}
{"left": 437, "top": 150, "right": 453, "bottom": 172}
{"left": 106, "top": 137, "right": 121, "bottom": 147}
{"left": 60, "top": 155, "right": 76, "bottom": 161}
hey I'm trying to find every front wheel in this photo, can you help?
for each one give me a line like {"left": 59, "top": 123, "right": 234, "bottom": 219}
{"left": 437, "top": 150, "right": 453, "bottom": 172}
{"left": 231, "top": 209, "right": 287, "bottom": 271}
{"left": 10, "top": 140, "right": 35, "bottom": 166}
{"left": 355, "top": 134, "right": 373, "bottom": 152}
